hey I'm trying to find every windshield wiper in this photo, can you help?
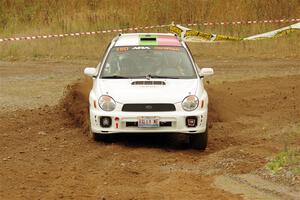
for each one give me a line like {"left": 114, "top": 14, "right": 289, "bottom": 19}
{"left": 146, "top": 75, "right": 179, "bottom": 79}
{"left": 101, "top": 75, "right": 129, "bottom": 79}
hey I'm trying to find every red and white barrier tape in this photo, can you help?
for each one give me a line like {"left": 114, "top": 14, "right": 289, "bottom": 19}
{"left": 0, "top": 18, "right": 299, "bottom": 43}
{"left": 0, "top": 24, "right": 169, "bottom": 42}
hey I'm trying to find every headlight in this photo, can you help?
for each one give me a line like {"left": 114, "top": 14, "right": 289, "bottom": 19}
{"left": 182, "top": 95, "right": 199, "bottom": 111}
{"left": 98, "top": 95, "right": 116, "bottom": 111}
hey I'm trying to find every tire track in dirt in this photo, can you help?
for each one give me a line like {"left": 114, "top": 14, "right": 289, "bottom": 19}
{"left": 1, "top": 74, "right": 300, "bottom": 199}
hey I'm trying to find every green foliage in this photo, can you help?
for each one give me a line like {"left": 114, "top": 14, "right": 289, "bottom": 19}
{"left": 266, "top": 151, "right": 289, "bottom": 174}
{"left": 266, "top": 150, "right": 300, "bottom": 175}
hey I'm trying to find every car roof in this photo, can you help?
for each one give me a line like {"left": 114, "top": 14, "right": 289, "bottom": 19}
{"left": 114, "top": 33, "right": 182, "bottom": 47}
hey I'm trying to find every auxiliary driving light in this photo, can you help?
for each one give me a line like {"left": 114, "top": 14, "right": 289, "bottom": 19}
{"left": 186, "top": 116, "right": 198, "bottom": 128}
{"left": 100, "top": 116, "right": 112, "bottom": 128}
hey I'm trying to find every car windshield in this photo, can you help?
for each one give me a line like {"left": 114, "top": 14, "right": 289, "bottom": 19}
{"left": 100, "top": 46, "right": 197, "bottom": 79}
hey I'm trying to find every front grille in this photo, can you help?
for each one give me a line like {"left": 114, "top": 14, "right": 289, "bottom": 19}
{"left": 122, "top": 104, "right": 176, "bottom": 112}
{"left": 126, "top": 121, "right": 172, "bottom": 127}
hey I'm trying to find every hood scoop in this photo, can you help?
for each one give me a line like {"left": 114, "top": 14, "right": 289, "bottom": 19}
{"left": 131, "top": 81, "right": 166, "bottom": 85}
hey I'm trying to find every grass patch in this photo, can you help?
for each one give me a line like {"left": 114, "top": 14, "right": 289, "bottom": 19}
{"left": 0, "top": 32, "right": 299, "bottom": 61}
{"left": 266, "top": 150, "right": 300, "bottom": 175}
{"left": 266, "top": 125, "right": 300, "bottom": 175}
{"left": 0, "top": 0, "right": 299, "bottom": 60}
{"left": 1, "top": 0, "right": 299, "bottom": 36}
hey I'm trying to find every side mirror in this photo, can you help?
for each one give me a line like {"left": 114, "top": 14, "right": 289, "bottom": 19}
{"left": 199, "top": 68, "right": 214, "bottom": 77}
{"left": 84, "top": 67, "right": 97, "bottom": 77}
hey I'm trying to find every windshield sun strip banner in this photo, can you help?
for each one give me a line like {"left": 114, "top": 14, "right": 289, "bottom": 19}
{"left": 138, "top": 35, "right": 181, "bottom": 46}
{"left": 139, "top": 35, "right": 158, "bottom": 46}
{"left": 157, "top": 35, "right": 181, "bottom": 46}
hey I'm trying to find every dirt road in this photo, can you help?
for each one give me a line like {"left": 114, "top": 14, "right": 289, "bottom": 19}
{"left": 1, "top": 58, "right": 300, "bottom": 200}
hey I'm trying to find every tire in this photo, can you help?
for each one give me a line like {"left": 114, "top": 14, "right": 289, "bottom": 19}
{"left": 88, "top": 119, "right": 115, "bottom": 142}
{"left": 189, "top": 128, "right": 208, "bottom": 150}
{"left": 97, "top": 134, "right": 116, "bottom": 143}
{"left": 88, "top": 126, "right": 101, "bottom": 141}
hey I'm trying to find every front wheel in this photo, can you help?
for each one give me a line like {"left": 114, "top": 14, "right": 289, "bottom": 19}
{"left": 88, "top": 121, "right": 115, "bottom": 142}
{"left": 97, "top": 134, "right": 116, "bottom": 143}
{"left": 88, "top": 130, "right": 116, "bottom": 143}
{"left": 88, "top": 127, "right": 101, "bottom": 141}
{"left": 189, "top": 128, "right": 208, "bottom": 150}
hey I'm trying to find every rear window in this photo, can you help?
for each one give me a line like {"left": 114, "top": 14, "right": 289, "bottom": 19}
{"left": 100, "top": 46, "right": 197, "bottom": 79}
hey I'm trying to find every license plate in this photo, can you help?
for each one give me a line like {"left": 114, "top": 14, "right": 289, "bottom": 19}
{"left": 138, "top": 117, "right": 160, "bottom": 128}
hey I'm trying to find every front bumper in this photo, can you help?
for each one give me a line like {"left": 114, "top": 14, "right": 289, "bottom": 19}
{"left": 90, "top": 108, "right": 208, "bottom": 134}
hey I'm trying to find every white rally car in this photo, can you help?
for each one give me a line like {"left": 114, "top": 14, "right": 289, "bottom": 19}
{"left": 84, "top": 33, "right": 213, "bottom": 150}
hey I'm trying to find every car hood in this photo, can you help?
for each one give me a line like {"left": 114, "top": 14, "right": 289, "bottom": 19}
{"left": 96, "top": 79, "right": 200, "bottom": 103}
